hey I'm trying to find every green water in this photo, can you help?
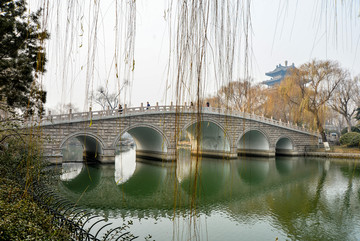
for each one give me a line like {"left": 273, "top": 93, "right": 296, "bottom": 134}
{"left": 53, "top": 149, "right": 360, "bottom": 240}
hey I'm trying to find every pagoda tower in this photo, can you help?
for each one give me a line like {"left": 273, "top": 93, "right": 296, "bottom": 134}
{"left": 262, "top": 60, "right": 295, "bottom": 86}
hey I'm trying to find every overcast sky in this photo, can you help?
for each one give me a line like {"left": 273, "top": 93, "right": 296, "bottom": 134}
{"left": 28, "top": 0, "right": 360, "bottom": 112}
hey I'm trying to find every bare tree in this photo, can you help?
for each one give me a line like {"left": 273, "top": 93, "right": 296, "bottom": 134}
{"left": 89, "top": 81, "right": 129, "bottom": 110}
{"left": 215, "top": 79, "right": 266, "bottom": 114}
{"left": 288, "top": 60, "right": 347, "bottom": 142}
{"left": 329, "top": 76, "right": 360, "bottom": 133}
{"left": 49, "top": 103, "right": 80, "bottom": 115}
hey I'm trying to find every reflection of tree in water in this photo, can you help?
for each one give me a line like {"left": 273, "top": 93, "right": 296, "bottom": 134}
{"left": 339, "top": 162, "right": 360, "bottom": 215}
{"left": 267, "top": 161, "right": 360, "bottom": 241}
{"left": 340, "top": 163, "right": 360, "bottom": 179}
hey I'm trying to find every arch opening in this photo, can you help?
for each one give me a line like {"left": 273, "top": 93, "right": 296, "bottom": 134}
{"left": 183, "top": 121, "right": 231, "bottom": 157}
{"left": 61, "top": 134, "right": 104, "bottom": 162}
{"left": 237, "top": 130, "right": 271, "bottom": 157}
{"left": 275, "top": 137, "right": 294, "bottom": 156}
{"left": 116, "top": 126, "right": 169, "bottom": 160}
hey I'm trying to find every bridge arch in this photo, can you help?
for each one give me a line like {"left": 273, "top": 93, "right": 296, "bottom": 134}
{"left": 275, "top": 136, "right": 295, "bottom": 155}
{"left": 113, "top": 124, "right": 170, "bottom": 159}
{"left": 237, "top": 129, "right": 272, "bottom": 156}
{"left": 60, "top": 132, "right": 106, "bottom": 160}
{"left": 181, "top": 119, "right": 231, "bottom": 155}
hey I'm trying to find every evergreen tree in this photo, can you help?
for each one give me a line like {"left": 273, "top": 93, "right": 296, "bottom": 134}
{"left": 0, "top": 0, "right": 48, "bottom": 116}
{"left": 355, "top": 107, "right": 360, "bottom": 121}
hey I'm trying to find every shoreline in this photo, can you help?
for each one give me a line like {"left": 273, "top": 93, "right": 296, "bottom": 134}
{"left": 305, "top": 151, "right": 360, "bottom": 159}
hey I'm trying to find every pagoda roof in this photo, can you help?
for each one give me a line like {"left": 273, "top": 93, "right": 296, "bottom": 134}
{"left": 265, "top": 63, "right": 295, "bottom": 77}
{"left": 262, "top": 61, "right": 296, "bottom": 87}
{"left": 261, "top": 75, "right": 283, "bottom": 86}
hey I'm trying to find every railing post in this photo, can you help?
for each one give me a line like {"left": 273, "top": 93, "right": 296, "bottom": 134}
{"left": 48, "top": 110, "right": 52, "bottom": 122}
{"left": 156, "top": 102, "right": 159, "bottom": 111}
{"left": 124, "top": 104, "right": 127, "bottom": 114}
{"left": 141, "top": 102, "right": 144, "bottom": 111}
{"left": 170, "top": 101, "right": 173, "bottom": 111}
{"left": 69, "top": 109, "right": 72, "bottom": 120}
{"left": 89, "top": 107, "right": 92, "bottom": 118}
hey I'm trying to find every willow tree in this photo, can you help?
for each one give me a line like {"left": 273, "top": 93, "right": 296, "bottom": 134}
{"left": 266, "top": 75, "right": 314, "bottom": 126}
{"left": 288, "top": 60, "right": 347, "bottom": 142}
{"left": 263, "top": 78, "right": 304, "bottom": 124}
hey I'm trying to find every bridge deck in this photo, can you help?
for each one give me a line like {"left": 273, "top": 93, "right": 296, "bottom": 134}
{"left": 34, "top": 105, "right": 316, "bottom": 136}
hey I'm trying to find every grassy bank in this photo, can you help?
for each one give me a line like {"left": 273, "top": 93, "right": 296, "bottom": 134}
{"left": 311, "top": 145, "right": 360, "bottom": 154}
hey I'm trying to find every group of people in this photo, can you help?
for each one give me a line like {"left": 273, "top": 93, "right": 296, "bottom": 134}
{"left": 118, "top": 101, "right": 210, "bottom": 113}
{"left": 118, "top": 102, "right": 150, "bottom": 113}
{"left": 190, "top": 101, "right": 210, "bottom": 107}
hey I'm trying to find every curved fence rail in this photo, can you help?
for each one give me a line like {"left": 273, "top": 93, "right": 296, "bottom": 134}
{"left": 30, "top": 182, "right": 138, "bottom": 240}
{"left": 28, "top": 104, "right": 318, "bottom": 135}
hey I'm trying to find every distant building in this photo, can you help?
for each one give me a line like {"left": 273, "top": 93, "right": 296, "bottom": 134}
{"left": 262, "top": 60, "right": 295, "bottom": 87}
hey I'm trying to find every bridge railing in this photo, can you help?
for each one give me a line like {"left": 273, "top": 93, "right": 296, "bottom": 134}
{"left": 36, "top": 104, "right": 317, "bottom": 135}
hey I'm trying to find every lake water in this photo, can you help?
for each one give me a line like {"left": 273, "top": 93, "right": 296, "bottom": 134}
{"left": 51, "top": 148, "right": 360, "bottom": 240}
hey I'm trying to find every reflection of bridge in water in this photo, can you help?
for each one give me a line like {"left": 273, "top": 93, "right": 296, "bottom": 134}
{"left": 38, "top": 104, "right": 319, "bottom": 163}
{"left": 58, "top": 149, "right": 319, "bottom": 212}
{"left": 57, "top": 150, "right": 360, "bottom": 240}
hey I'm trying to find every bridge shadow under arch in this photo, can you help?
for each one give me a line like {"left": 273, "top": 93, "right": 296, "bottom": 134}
{"left": 60, "top": 163, "right": 101, "bottom": 194}
{"left": 237, "top": 158, "right": 270, "bottom": 185}
{"left": 182, "top": 120, "right": 231, "bottom": 158}
{"left": 178, "top": 156, "right": 231, "bottom": 199}
{"left": 237, "top": 130, "right": 273, "bottom": 157}
{"left": 114, "top": 124, "right": 170, "bottom": 161}
{"left": 60, "top": 132, "right": 105, "bottom": 162}
{"left": 117, "top": 162, "right": 167, "bottom": 198}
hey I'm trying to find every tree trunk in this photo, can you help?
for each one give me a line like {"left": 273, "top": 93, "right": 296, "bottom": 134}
{"left": 315, "top": 114, "right": 327, "bottom": 143}
{"left": 320, "top": 129, "right": 327, "bottom": 143}
{"left": 346, "top": 117, "right": 352, "bottom": 133}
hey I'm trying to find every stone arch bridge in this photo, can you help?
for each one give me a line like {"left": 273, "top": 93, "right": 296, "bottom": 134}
{"left": 38, "top": 104, "right": 319, "bottom": 163}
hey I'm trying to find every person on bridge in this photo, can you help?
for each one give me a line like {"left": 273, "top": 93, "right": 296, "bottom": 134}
{"left": 206, "top": 101, "right": 210, "bottom": 107}
{"left": 118, "top": 104, "right": 123, "bottom": 114}
{"left": 146, "top": 102, "right": 150, "bottom": 110}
